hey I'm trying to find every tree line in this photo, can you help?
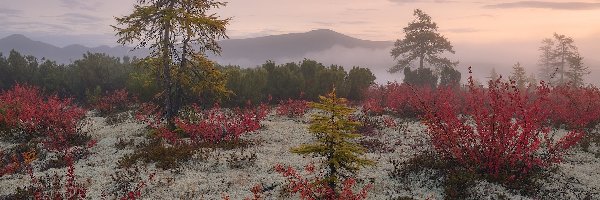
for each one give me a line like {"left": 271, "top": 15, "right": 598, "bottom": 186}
{"left": 0, "top": 50, "right": 376, "bottom": 106}
{"left": 0, "top": 50, "right": 136, "bottom": 102}
{"left": 222, "top": 59, "right": 375, "bottom": 106}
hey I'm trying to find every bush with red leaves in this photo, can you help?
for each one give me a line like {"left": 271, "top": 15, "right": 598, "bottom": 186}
{"left": 276, "top": 99, "right": 309, "bottom": 118}
{"left": 115, "top": 172, "right": 155, "bottom": 200}
{"left": 24, "top": 152, "right": 87, "bottom": 200}
{"left": 0, "top": 150, "right": 19, "bottom": 177}
{"left": 418, "top": 72, "right": 584, "bottom": 181}
{"left": 548, "top": 85, "right": 600, "bottom": 130}
{"left": 134, "top": 103, "right": 163, "bottom": 129}
{"left": 0, "top": 84, "right": 87, "bottom": 152}
{"left": 274, "top": 163, "right": 371, "bottom": 200}
{"left": 93, "top": 89, "right": 138, "bottom": 116}
{"left": 360, "top": 97, "right": 384, "bottom": 116}
{"left": 175, "top": 103, "right": 268, "bottom": 144}
{"left": 361, "top": 82, "right": 439, "bottom": 118}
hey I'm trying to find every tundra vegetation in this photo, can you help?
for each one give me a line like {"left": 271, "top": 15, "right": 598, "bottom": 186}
{"left": 0, "top": 3, "right": 598, "bottom": 200}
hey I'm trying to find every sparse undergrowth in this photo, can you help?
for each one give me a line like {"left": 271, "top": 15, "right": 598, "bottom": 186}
{"left": 117, "top": 138, "right": 208, "bottom": 170}
{"left": 2, "top": 81, "right": 600, "bottom": 199}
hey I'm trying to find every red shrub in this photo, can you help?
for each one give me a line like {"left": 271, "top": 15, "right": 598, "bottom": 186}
{"left": 276, "top": 99, "right": 309, "bottom": 118}
{"left": 360, "top": 98, "right": 384, "bottom": 116}
{"left": 175, "top": 104, "right": 267, "bottom": 144}
{"left": 1, "top": 152, "right": 22, "bottom": 177}
{"left": 118, "top": 173, "right": 155, "bottom": 200}
{"left": 27, "top": 152, "right": 87, "bottom": 200}
{"left": 384, "top": 83, "right": 421, "bottom": 117}
{"left": 350, "top": 114, "right": 397, "bottom": 136}
{"left": 548, "top": 85, "right": 600, "bottom": 130}
{"left": 361, "top": 82, "right": 437, "bottom": 118}
{"left": 418, "top": 73, "right": 584, "bottom": 180}
{"left": 0, "top": 84, "right": 87, "bottom": 152}
{"left": 93, "top": 89, "right": 137, "bottom": 116}
{"left": 134, "top": 103, "right": 163, "bottom": 129}
{"left": 0, "top": 148, "right": 37, "bottom": 177}
{"left": 274, "top": 163, "right": 371, "bottom": 200}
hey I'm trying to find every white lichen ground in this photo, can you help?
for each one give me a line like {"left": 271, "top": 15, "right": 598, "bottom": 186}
{"left": 1, "top": 110, "right": 599, "bottom": 199}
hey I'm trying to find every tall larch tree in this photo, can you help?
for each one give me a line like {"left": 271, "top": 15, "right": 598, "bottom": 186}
{"left": 291, "top": 88, "right": 374, "bottom": 193}
{"left": 389, "top": 9, "right": 458, "bottom": 76}
{"left": 112, "top": 0, "right": 230, "bottom": 128}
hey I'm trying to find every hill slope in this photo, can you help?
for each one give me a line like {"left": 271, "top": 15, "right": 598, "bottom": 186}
{"left": 0, "top": 34, "right": 147, "bottom": 64}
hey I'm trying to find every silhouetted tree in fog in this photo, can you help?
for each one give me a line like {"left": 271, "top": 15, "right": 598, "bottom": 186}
{"left": 510, "top": 62, "right": 527, "bottom": 90}
{"left": 538, "top": 33, "right": 587, "bottom": 86}
{"left": 403, "top": 67, "right": 438, "bottom": 89}
{"left": 439, "top": 66, "right": 461, "bottom": 89}
{"left": 389, "top": 9, "right": 458, "bottom": 76}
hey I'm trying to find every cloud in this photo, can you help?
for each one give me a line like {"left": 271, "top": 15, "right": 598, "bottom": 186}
{"left": 0, "top": 21, "right": 72, "bottom": 33}
{"left": 0, "top": 8, "right": 22, "bottom": 17}
{"left": 484, "top": 1, "right": 600, "bottom": 10}
{"left": 312, "top": 20, "right": 369, "bottom": 27}
{"left": 448, "top": 14, "right": 495, "bottom": 20}
{"left": 59, "top": 0, "right": 102, "bottom": 11}
{"left": 227, "top": 28, "right": 288, "bottom": 39}
{"left": 344, "top": 8, "right": 379, "bottom": 12}
{"left": 388, "top": 0, "right": 455, "bottom": 4}
{"left": 57, "top": 13, "right": 104, "bottom": 25}
{"left": 340, "top": 20, "right": 369, "bottom": 25}
{"left": 312, "top": 21, "right": 334, "bottom": 26}
{"left": 442, "top": 28, "right": 481, "bottom": 33}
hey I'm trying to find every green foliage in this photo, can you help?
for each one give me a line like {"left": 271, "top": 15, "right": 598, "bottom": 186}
{"left": 126, "top": 63, "right": 161, "bottom": 102}
{"left": 291, "top": 88, "right": 374, "bottom": 191}
{"left": 403, "top": 67, "right": 438, "bottom": 88}
{"left": 70, "top": 52, "right": 133, "bottom": 100}
{"left": 0, "top": 50, "right": 376, "bottom": 108}
{"left": 265, "top": 61, "right": 305, "bottom": 101}
{"left": 439, "top": 66, "right": 461, "bottom": 88}
{"left": 444, "top": 170, "right": 479, "bottom": 199}
{"left": 118, "top": 138, "right": 204, "bottom": 170}
{"left": 317, "top": 65, "right": 348, "bottom": 97}
{"left": 222, "top": 60, "right": 375, "bottom": 106}
{"left": 222, "top": 65, "right": 269, "bottom": 106}
{"left": 390, "top": 9, "right": 458, "bottom": 74}
{"left": 345, "top": 67, "right": 376, "bottom": 100}
{"left": 0, "top": 51, "right": 136, "bottom": 103}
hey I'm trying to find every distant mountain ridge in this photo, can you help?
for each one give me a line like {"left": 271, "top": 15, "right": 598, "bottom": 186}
{"left": 0, "top": 34, "right": 148, "bottom": 64}
{"left": 213, "top": 29, "right": 392, "bottom": 62}
{"left": 0, "top": 29, "right": 393, "bottom": 66}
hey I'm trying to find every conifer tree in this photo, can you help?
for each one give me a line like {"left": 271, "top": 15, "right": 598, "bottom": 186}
{"left": 538, "top": 33, "right": 585, "bottom": 85}
{"left": 389, "top": 9, "right": 458, "bottom": 75}
{"left": 488, "top": 67, "right": 500, "bottom": 81}
{"left": 291, "top": 88, "right": 374, "bottom": 192}
{"left": 510, "top": 62, "right": 527, "bottom": 90}
{"left": 439, "top": 66, "right": 461, "bottom": 89}
{"left": 113, "top": 0, "right": 230, "bottom": 128}
{"left": 566, "top": 54, "right": 589, "bottom": 87}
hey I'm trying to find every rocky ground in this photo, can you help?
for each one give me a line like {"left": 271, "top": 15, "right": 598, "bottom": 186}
{"left": 1, "top": 110, "right": 599, "bottom": 199}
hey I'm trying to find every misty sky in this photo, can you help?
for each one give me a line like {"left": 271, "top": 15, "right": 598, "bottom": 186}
{"left": 1, "top": 0, "right": 599, "bottom": 83}
{"left": 1, "top": 0, "right": 599, "bottom": 46}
